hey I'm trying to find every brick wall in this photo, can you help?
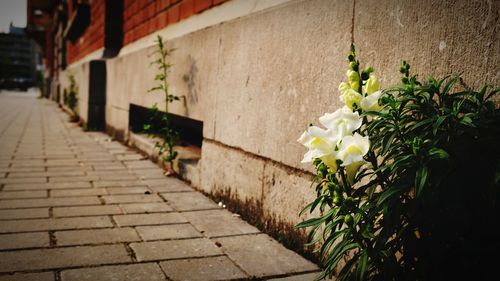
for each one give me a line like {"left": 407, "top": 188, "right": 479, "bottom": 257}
{"left": 123, "top": 0, "right": 228, "bottom": 45}
{"left": 66, "top": 0, "right": 228, "bottom": 64}
{"left": 67, "top": 0, "right": 105, "bottom": 64}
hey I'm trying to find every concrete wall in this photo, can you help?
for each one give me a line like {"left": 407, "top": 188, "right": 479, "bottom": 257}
{"left": 66, "top": 0, "right": 500, "bottom": 225}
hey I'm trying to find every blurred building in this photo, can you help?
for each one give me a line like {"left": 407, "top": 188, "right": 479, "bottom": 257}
{"left": 26, "top": 0, "right": 500, "bottom": 236}
{"left": 0, "top": 23, "right": 42, "bottom": 90}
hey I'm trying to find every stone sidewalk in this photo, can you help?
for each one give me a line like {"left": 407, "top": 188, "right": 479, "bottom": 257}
{"left": 0, "top": 91, "right": 319, "bottom": 281}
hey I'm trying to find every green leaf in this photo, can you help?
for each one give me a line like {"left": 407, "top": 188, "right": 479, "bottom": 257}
{"left": 432, "top": 115, "right": 447, "bottom": 135}
{"left": 377, "top": 184, "right": 405, "bottom": 206}
{"left": 428, "top": 147, "right": 449, "bottom": 160}
{"left": 356, "top": 251, "right": 369, "bottom": 281}
{"left": 295, "top": 207, "right": 339, "bottom": 229}
{"left": 415, "top": 166, "right": 428, "bottom": 197}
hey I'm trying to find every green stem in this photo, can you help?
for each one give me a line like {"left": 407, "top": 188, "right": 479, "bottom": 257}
{"left": 339, "top": 167, "right": 351, "bottom": 196}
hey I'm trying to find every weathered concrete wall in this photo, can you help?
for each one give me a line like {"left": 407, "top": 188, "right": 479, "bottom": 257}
{"left": 67, "top": 0, "right": 500, "bottom": 226}
{"left": 354, "top": 0, "right": 500, "bottom": 88}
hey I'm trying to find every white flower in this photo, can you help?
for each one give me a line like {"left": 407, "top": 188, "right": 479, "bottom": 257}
{"left": 360, "top": 90, "right": 382, "bottom": 112}
{"left": 363, "top": 75, "right": 380, "bottom": 95}
{"left": 319, "top": 106, "right": 362, "bottom": 140}
{"left": 337, "top": 133, "right": 370, "bottom": 183}
{"left": 337, "top": 133, "right": 370, "bottom": 166}
{"left": 297, "top": 126, "right": 339, "bottom": 171}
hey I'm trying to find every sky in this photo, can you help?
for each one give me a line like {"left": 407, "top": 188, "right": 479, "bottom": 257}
{"left": 0, "top": 0, "right": 27, "bottom": 33}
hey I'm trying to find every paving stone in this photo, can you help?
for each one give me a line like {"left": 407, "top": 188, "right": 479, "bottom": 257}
{"left": 161, "top": 192, "right": 220, "bottom": 211}
{"left": 56, "top": 228, "right": 141, "bottom": 246}
{"left": 0, "top": 177, "right": 46, "bottom": 184}
{"left": 160, "top": 256, "right": 248, "bottom": 281}
{"left": 182, "top": 209, "right": 260, "bottom": 238}
{"left": 149, "top": 185, "right": 193, "bottom": 193}
{"left": 102, "top": 194, "right": 163, "bottom": 204}
{"left": 53, "top": 205, "right": 122, "bottom": 217}
{"left": 98, "top": 174, "right": 138, "bottom": 181}
{"left": 0, "top": 167, "right": 45, "bottom": 173}
{"left": 0, "top": 216, "right": 112, "bottom": 233}
{"left": 136, "top": 224, "right": 202, "bottom": 241}
{"left": 123, "top": 160, "right": 158, "bottom": 169}
{"left": 8, "top": 171, "right": 85, "bottom": 178}
{"left": 0, "top": 196, "right": 100, "bottom": 209}
{"left": 132, "top": 169, "right": 167, "bottom": 180}
{"left": 50, "top": 188, "right": 108, "bottom": 197}
{"left": 0, "top": 232, "right": 50, "bottom": 250}
{"left": 116, "top": 154, "right": 144, "bottom": 161}
{"left": 106, "top": 186, "right": 151, "bottom": 195}
{"left": 61, "top": 263, "right": 167, "bottom": 281}
{"left": 93, "top": 181, "right": 146, "bottom": 188}
{"left": 214, "top": 234, "right": 318, "bottom": 278}
{"left": 49, "top": 176, "right": 98, "bottom": 183}
{"left": 0, "top": 208, "right": 49, "bottom": 220}
{"left": 141, "top": 178, "right": 191, "bottom": 188}
{"left": 0, "top": 272, "right": 55, "bottom": 281}
{"left": 130, "top": 238, "right": 223, "bottom": 261}
{"left": 268, "top": 273, "right": 323, "bottom": 281}
{"left": 3, "top": 181, "right": 92, "bottom": 191}
{"left": 120, "top": 202, "right": 174, "bottom": 214}
{"left": 0, "top": 245, "right": 131, "bottom": 272}
{"left": 90, "top": 165, "right": 127, "bottom": 171}
{"left": 45, "top": 160, "right": 80, "bottom": 166}
{"left": 47, "top": 166, "right": 90, "bottom": 172}
{"left": 113, "top": 213, "right": 187, "bottom": 227}
{"left": 0, "top": 190, "right": 47, "bottom": 199}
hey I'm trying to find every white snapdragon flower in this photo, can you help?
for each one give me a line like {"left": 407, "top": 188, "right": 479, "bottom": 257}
{"left": 338, "top": 133, "right": 370, "bottom": 166}
{"left": 319, "top": 106, "right": 362, "bottom": 140}
{"left": 339, "top": 82, "right": 363, "bottom": 110}
{"left": 297, "top": 126, "right": 339, "bottom": 171}
{"left": 337, "top": 132, "right": 370, "bottom": 183}
{"left": 360, "top": 90, "right": 382, "bottom": 112}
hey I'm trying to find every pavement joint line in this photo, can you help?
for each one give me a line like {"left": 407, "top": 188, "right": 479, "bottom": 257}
{"left": 124, "top": 243, "right": 138, "bottom": 262}
{"left": 54, "top": 270, "right": 62, "bottom": 281}
{"left": 108, "top": 215, "right": 118, "bottom": 227}
{"left": 157, "top": 261, "right": 174, "bottom": 281}
{"left": 49, "top": 231, "right": 57, "bottom": 247}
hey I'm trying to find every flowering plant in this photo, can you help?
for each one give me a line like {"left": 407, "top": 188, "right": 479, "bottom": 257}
{"left": 297, "top": 45, "right": 500, "bottom": 280}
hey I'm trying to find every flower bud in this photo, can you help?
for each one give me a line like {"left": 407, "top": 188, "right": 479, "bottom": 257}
{"left": 347, "top": 70, "right": 360, "bottom": 91}
{"left": 333, "top": 197, "right": 341, "bottom": 205}
{"left": 344, "top": 214, "right": 353, "bottom": 225}
{"left": 364, "top": 75, "right": 380, "bottom": 95}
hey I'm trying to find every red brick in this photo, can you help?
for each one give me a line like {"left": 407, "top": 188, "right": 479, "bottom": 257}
{"left": 158, "top": 14, "right": 168, "bottom": 28}
{"left": 147, "top": 2, "right": 156, "bottom": 17}
{"left": 158, "top": 0, "right": 171, "bottom": 11}
{"left": 138, "top": 8, "right": 148, "bottom": 24}
{"left": 147, "top": 19, "right": 155, "bottom": 34}
{"left": 130, "top": 1, "right": 138, "bottom": 14}
{"left": 194, "top": 0, "right": 212, "bottom": 13}
{"left": 179, "top": 0, "right": 194, "bottom": 20}
{"left": 168, "top": 5, "right": 180, "bottom": 24}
